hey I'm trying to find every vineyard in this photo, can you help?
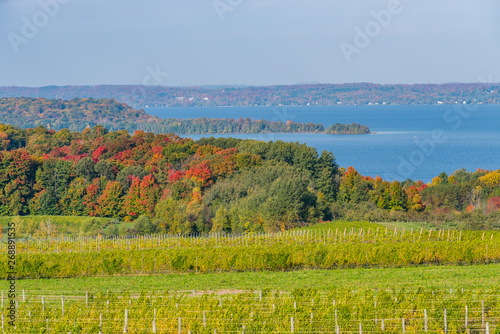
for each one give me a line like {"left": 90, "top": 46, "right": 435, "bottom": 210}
{"left": 1, "top": 224, "right": 499, "bottom": 279}
{"left": 2, "top": 222, "right": 500, "bottom": 332}
{"left": 0, "top": 288, "right": 499, "bottom": 333}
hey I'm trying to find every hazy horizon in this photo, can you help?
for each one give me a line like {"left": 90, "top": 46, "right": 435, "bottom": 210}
{"left": 2, "top": 81, "right": 500, "bottom": 89}
{"left": 1, "top": 0, "right": 499, "bottom": 87}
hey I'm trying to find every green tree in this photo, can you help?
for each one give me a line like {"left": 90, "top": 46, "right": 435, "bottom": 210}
{"left": 95, "top": 161, "right": 115, "bottom": 180}
{"left": 135, "top": 215, "right": 160, "bottom": 234}
{"left": 211, "top": 206, "right": 232, "bottom": 233}
{"left": 76, "top": 157, "right": 97, "bottom": 181}
{"left": 389, "top": 181, "right": 407, "bottom": 211}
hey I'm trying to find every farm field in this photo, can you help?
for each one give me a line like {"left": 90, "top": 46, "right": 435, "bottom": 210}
{"left": 2, "top": 220, "right": 500, "bottom": 332}
{"left": 1, "top": 286, "right": 499, "bottom": 333}
{"left": 1, "top": 224, "right": 499, "bottom": 279}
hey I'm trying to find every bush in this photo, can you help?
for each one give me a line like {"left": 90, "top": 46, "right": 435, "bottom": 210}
{"left": 135, "top": 215, "right": 160, "bottom": 235}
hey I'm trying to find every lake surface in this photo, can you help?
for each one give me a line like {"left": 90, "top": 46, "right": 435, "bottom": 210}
{"left": 146, "top": 105, "right": 500, "bottom": 182}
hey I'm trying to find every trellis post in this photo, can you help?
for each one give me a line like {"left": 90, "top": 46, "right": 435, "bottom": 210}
{"left": 482, "top": 300, "right": 485, "bottom": 329}
{"left": 424, "top": 309, "right": 428, "bottom": 332}
{"left": 465, "top": 305, "right": 468, "bottom": 329}
{"left": 123, "top": 309, "right": 128, "bottom": 333}
{"left": 444, "top": 309, "right": 447, "bottom": 334}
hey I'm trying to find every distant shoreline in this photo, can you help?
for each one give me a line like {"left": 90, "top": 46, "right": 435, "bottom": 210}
{"left": 145, "top": 103, "right": 499, "bottom": 109}
{"left": 1, "top": 83, "right": 498, "bottom": 109}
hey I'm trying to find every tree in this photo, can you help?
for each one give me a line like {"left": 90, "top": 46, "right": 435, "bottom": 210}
{"left": 486, "top": 196, "right": 500, "bottom": 213}
{"left": 31, "top": 159, "right": 73, "bottom": 214}
{"left": 123, "top": 175, "right": 160, "bottom": 219}
{"left": 211, "top": 206, "right": 232, "bottom": 233}
{"left": 83, "top": 182, "right": 100, "bottom": 216}
{"left": 185, "top": 163, "right": 213, "bottom": 188}
{"left": 0, "top": 149, "right": 38, "bottom": 215}
{"left": 123, "top": 176, "right": 141, "bottom": 219}
{"left": 116, "top": 165, "right": 147, "bottom": 191}
{"left": 389, "top": 181, "right": 406, "bottom": 211}
{"left": 29, "top": 190, "right": 60, "bottom": 215}
{"left": 480, "top": 170, "right": 500, "bottom": 187}
{"left": 431, "top": 176, "right": 442, "bottom": 187}
{"left": 377, "top": 188, "right": 391, "bottom": 210}
{"left": 338, "top": 167, "right": 368, "bottom": 204}
{"left": 406, "top": 186, "right": 425, "bottom": 212}
{"left": 59, "top": 177, "right": 88, "bottom": 216}
{"left": 95, "top": 161, "right": 115, "bottom": 180}
{"left": 76, "top": 157, "right": 97, "bottom": 181}
{"left": 154, "top": 198, "right": 189, "bottom": 233}
{"left": 135, "top": 215, "right": 160, "bottom": 234}
{"left": 315, "top": 150, "right": 339, "bottom": 202}
{"left": 95, "top": 181, "right": 124, "bottom": 218}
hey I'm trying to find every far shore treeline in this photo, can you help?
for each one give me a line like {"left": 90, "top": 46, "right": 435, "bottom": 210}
{"left": 1, "top": 83, "right": 499, "bottom": 108}
{"left": 0, "top": 97, "right": 369, "bottom": 135}
{"left": 0, "top": 120, "right": 499, "bottom": 236}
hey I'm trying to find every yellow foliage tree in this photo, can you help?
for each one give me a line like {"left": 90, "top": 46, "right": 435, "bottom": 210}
{"left": 479, "top": 170, "right": 500, "bottom": 187}
{"left": 431, "top": 176, "right": 442, "bottom": 187}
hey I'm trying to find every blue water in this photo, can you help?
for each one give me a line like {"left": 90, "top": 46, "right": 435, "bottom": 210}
{"left": 146, "top": 105, "right": 500, "bottom": 182}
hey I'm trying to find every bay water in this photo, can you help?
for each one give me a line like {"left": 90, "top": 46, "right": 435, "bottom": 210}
{"left": 147, "top": 104, "right": 500, "bottom": 182}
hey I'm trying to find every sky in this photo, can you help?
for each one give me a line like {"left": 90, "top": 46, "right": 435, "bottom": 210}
{"left": 0, "top": 0, "right": 499, "bottom": 87}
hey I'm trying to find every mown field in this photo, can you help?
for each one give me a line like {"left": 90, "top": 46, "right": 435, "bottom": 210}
{"left": 1, "top": 220, "right": 500, "bottom": 333}
{"left": 1, "top": 264, "right": 499, "bottom": 293}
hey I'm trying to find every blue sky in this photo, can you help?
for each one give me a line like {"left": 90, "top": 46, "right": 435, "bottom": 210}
{"left": 0, "top": 0, "right": 499, "bottom": 86}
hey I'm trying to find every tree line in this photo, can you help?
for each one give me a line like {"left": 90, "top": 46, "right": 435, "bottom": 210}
{"left": 0, "top": 97, "right": 369, "bottom": 135}
{"left": 0, "top": 123, "right": 498, "bottom": 234}
{"left": 1, "top": 83, "right": 499, "bottom": 108}
{"left": 0, "top": 123, "right": 339, "bottom": 233}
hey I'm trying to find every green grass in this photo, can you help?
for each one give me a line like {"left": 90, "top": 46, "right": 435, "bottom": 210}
{"left": 376, "top": 220, "right": 472, "bottom": 231}
{"left": 297, "top": 220, "right": 451, "bottom": 232}
{"left": 0, "top": 215, "right": 118, "bottom": 241}
{"left": 4, "top": 264, "right": 499, "bottom": 293}
{"left": 296, "top": 220, "right": 379, "bottom": 231}
{"left": 375, "top": 220, "right": 433, "bottom": 232}
{"left": 0, "top": 215, "right": 112, "bottom": 225}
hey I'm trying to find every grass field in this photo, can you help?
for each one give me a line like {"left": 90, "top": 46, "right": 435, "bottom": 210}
{"left": 3, "top": 263, "right": 499, "bottom": 293}
{"left": 0, "top": 215, "right": 125, "bottom": 242}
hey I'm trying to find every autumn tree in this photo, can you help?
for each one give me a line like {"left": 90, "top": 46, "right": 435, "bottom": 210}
{"left": 0, "top": 149, "right": 38, "bottom": 215}
{"left": 95, "top": 181, "right": 124, "bottom": 218}
{"left": 389, "top": 181, "right": 407, "bottom": 211}
{"left": 486, "top": 196, "right": 500, "bottom": 213}
{"left": 123, "top": 175, "right": 160, "bottom": 219}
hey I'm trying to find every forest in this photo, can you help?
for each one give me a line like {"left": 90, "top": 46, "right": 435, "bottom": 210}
{"left": 0, "top": 97, "right": 368, "bottom": 135}
{"left": 325, "top": 123, "right": 370, "bottom": 135}
{"left": 0, "top": 123, "right": 499, "bottom": 236}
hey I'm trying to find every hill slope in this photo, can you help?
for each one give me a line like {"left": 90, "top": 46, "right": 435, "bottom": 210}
{"left": 0, "top": 83, "right": 498, "bottom": 108}
{"left": 0, "top": 97, "right": 369, "bottom": 134}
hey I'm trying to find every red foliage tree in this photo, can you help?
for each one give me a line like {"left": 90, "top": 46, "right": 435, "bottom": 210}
{"left": 487, "top": 196, "right": 500, "bottom": 213}
{"left": 185, "top": 163, "right": 213, "bottom": 187}
{"left": 95, "top": 181, "right": 124, "bottom": 218}
{"left": 123, "top": 175, "right": 160, "bottom": 219}
{"left": 92, "top": 146, "right": 107, "bottom": 160}
{"left": 83, "top": 182, "right": 99, "bottom": 216}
